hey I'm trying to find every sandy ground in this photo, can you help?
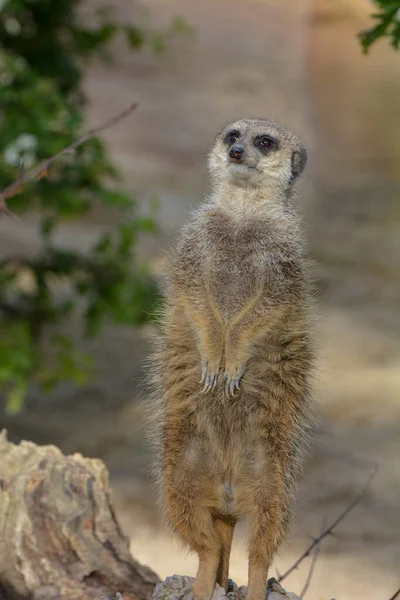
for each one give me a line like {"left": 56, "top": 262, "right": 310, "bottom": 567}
{"left": 1, "top": 1, "right": 399, "bottom": 599}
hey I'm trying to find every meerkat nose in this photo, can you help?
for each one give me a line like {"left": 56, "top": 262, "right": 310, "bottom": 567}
{"left": 229, "top": 146, "right": 244, "bottom": 161}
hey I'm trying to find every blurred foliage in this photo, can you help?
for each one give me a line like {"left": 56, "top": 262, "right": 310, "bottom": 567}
{"left": 360, "top": 0, "right": 400, "bottom": 51}
{"left": 125, "top": 15, "right": 194, "bottom": 54}
{"left": 0, "top": 0, "right": 192, "bottom": 413}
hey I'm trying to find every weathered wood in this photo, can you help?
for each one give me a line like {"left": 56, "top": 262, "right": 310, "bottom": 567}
{"left": 0, "top": 430, "right": 159, "bottom": 600}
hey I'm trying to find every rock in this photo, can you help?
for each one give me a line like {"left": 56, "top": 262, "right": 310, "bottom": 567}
{"left": 151, "top": 575, "right": 301, "bottom": 600}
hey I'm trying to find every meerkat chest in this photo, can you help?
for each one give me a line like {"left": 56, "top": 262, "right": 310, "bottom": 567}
{"left": 204, "top": 219, "right": 269, "bottom": 317}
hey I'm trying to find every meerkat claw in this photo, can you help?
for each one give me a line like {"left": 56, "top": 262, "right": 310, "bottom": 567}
{"left": 211, "top": 372, "right": 219, "bottom": 390}
{"left": 225, "top": 378, "right": 232, "bottom": 397}
{"left": 222, "top": 375, "right": 235, "bottom": 397}
{"left": 199, "top": 361, "right": 207, "bottom": 384}
{"left": 221, "top": 374, "right": 227, "bottom": 392}
{"left": 222, "top": 367, "right": 246, "bottom": 397}
{"left": 236, "top": 366, "right": 245, "bottom": 387}
{"left": 201, "top": 374, "right": 211, "bottom": 393}
{"left": 201, "top": 370, "right": 219, "bottom": 393}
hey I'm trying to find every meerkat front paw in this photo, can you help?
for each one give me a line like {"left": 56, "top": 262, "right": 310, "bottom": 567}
{"left": 200, "top": 359, "right": 221, "bottom": 393}
{"left": 221, "top": 365, "right": 246, "bottom": 397}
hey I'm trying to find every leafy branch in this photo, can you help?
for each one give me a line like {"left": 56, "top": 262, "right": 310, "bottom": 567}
{"left": 0, "top": 103, "right": 138, "bottom": 217}
{"left": 0, "top": 0, "right": 170, "bottom": 413}
{"left": 359, "top": 1, "right": 400, "bottom": 52}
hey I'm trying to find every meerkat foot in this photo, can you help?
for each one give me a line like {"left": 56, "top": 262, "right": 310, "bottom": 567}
{"left": 200, "top": 360, "right": 220, "bottom": 393}
{"left": 221, "top": 366, "right": 245, "bottom": 397}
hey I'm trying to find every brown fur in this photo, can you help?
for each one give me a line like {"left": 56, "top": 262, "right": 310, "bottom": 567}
{"left": 148, "top": 118, "right": 315, "bottom": 600}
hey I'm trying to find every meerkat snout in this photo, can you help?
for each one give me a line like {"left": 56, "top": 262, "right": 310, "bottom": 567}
{"left": 228, "top": 145, "right": 244, "bottom": 161}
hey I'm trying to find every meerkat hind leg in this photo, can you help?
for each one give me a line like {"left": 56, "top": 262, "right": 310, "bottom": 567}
{"left": 180, "top": 543, "right": 221, "bottom": 600}
{"left": 179, "top": 517, "right": 235, "bottom": 600}
{"left": 246, "top": 502, "right": 282, "bottom": 600}
{"left": 215, "top": 517, "right": 235, "bottom": 591}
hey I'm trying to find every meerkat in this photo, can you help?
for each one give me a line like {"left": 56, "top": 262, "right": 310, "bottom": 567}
{"left": 148, "top": 118, "right": 315, "bottom": 600}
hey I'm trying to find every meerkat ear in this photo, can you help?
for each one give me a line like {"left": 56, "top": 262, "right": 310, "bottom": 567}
{"left": 291, "top": 147, "right": 307, "bottom": 180}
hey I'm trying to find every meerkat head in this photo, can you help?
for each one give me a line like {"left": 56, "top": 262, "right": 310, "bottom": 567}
{"left": 208, "top": 118, "right": 307, "bottom": 193}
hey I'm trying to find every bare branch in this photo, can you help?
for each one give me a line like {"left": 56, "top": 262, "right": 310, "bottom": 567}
{"left": 0, "top": 201, "right": 17, "bottom": 219}
{"left": 278, "top": 463, "right": 379, "bottom": 584}
{"left": 0, "top": 102, "right": 138, "bottom": 217}
{"left": 388, "top": 588, "right": 400, "bottom": 600}
{"left": 299, "top": 516, "right": 326, "bottom": 598}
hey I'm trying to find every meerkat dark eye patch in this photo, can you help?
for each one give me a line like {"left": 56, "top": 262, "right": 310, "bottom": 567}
{"left": 224, "top": 130, "right": 241, "bottom": 145}
{"left": 254, "top": 134, "right": 279, "bottom": 153}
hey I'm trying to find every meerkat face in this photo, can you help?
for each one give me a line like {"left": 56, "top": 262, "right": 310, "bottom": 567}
{"left": 208, "top": 118, "right": 307, "bottom": 190}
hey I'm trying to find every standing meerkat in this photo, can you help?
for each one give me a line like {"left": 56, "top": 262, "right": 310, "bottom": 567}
{"left": 149, "top": 118, "right": 315, "bottom": 600}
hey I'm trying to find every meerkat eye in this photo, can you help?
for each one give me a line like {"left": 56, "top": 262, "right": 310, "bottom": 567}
{"left": 255, "top": 135, "right": 278, "bottom": 152}
{"left": 224, "top": 130, "right": 240, "bottom": 145}
{"left": 260, "top": 136, "right": 273, "bottom": 149}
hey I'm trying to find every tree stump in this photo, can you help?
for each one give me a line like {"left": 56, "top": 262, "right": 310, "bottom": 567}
{"left": 0, "top": 430, "right": 159, "bottom": 600}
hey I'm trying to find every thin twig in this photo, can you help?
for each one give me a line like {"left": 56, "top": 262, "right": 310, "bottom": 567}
{"left": 0, "top": 102, "right": 138, "bottom": 217}
{"left": 299, "top": 516, "right": 326, "bottom": 598}
{"left": 278, "top": 462, "right": 379, "bottom": 584}
{"left": 388, "top": 588, "right": 400, "bottom": 600}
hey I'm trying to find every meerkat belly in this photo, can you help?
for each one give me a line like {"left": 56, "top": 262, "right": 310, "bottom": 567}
{"left": 217, "top": 451, "right": 269, "bottom": 517}
{"left": 187, "top": 408, "right": 269, "bottom": 518}
{"left": 211, "top": 441, "right": 269, "bottom": 518}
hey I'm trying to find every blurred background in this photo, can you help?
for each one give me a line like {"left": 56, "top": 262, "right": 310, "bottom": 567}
{"left": 0, "top": 0, "right": 399, "bottom": 598}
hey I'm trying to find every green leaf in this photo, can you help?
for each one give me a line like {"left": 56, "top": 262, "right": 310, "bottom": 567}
{"left": 124, "top": 25, "right": 145, "bottom": 49}
{"left": 151, "top": 34, "right": 167, "bottom": 55}
{"left": 169, "top": 16, "right": 195, "bottom": 37}
{"left": 6, "top": 383, "right": 27, "bottom": 416}
{"left": 41, "top": 215, "right": 56, "bottom": 239}
{"left": 359, "top": 4, "right": 400, "bottom": 52}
